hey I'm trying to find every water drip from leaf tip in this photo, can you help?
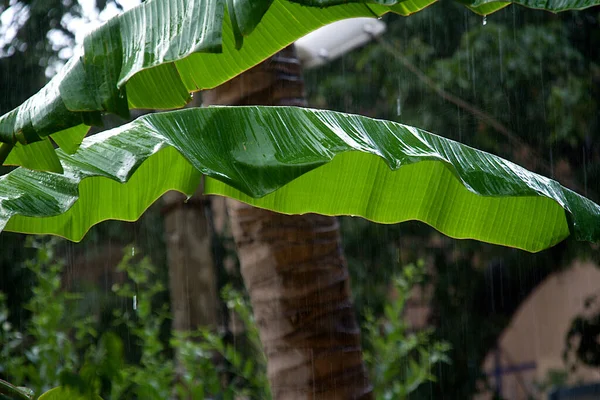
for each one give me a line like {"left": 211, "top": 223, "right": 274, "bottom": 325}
{"left": 483, "top": 16, "right": 487, "bottom": 26}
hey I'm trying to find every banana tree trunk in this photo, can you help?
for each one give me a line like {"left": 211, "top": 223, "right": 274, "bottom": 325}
{"left": 203, "top": 46, "right": 373, "bottom": 400}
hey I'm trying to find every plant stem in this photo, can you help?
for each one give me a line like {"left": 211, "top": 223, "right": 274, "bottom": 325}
{"left": 0, "top": 379, "right": 33, "bottom": 400}
{"left": 0, "top": 143, "right": 14, "bottom": 166}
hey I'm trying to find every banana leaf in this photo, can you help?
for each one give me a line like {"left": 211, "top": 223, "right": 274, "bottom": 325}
{"left": 2, "top": 106, "right": 599, "bottom": 252}
{"left": 38, "top": 387, "right": 103, "bottom": 400}
{"left": 2, "top": 0, "right": 599, "bottom": 170}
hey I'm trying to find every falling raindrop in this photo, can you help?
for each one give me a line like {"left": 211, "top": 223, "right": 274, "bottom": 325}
{"left": 131, "top": 246, "right": 136, "bottom": 256}
{"left": 133, "top": 295, "right": 137, "bottom": 311}
{"left": 396, "top": 80, "right": 402, "bottom": 117}
{"left": 483, "top": 15, "right": 488, "bottom": 26}
{"left": 457, "top": 107, "right": 463, "bottom": 142}
{"left": 583, "top": 146, "right": 588, "bottom": 196}
{"left": 498, "top": 27, "right": 504, "bottom": 83}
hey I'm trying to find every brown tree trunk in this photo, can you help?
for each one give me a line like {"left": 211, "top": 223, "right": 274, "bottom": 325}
{"left": 203, "top": 46, "right": 373, "bottom": 400}
{"left": 163, "top": 182, "right": 220, "bottom": 332}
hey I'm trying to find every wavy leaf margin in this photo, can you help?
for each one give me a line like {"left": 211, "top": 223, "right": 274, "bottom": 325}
{"left": 2, "top": 106, "right": 599, "bottom": 252}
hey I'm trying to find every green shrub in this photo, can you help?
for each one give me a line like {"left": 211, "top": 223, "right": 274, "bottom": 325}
{"left": 1, "top": 241, "right": 448, "bottom": 400}
{"left": 364, "top": 261, "right": 451, "bottom": 400}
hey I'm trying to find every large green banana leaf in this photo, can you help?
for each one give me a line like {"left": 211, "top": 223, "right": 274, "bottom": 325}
{"left": 2, "top": 106, "right": 599, "bottom": 252}
{"left": 2, "top": 0, "right": 599, "bottom": 172}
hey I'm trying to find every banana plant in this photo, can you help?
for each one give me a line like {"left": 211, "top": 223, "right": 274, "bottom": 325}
{"left": 0, "top": 379, "right": 101, "bottom": 400}
{"left": 1, "top": 0, "right": 600, "bottom": 253}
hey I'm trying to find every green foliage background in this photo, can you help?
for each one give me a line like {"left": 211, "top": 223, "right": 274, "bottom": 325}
{"left": 0, "top": 241, "right": 446, "bottom": 400}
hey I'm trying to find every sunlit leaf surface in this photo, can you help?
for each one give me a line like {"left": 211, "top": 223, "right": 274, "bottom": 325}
{"left": 38, "top": 387, "right": 103, "bottom": 400}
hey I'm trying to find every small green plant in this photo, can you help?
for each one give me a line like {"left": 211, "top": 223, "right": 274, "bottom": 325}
{"left": 363, "top": 261, "right": 451, "bottom": 400}
{"left": 1, "top": 240, "right": 447, "bottom": 399}
{"left": 0, "top": 238, "right": 90, "bottom": 399}
{"left": 169, "top": 285, "right": 270, "bottom": 400}
{"left": 0, "top": 240, "right": 269, "bottom": 400}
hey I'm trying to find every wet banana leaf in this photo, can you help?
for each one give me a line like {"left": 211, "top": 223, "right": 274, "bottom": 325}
{"left": 2, "top": 106, "right": 599, "bottom": 252}
{"left": 2, "top": 0, "right": 599, "bottom": 169}
{"left": 38, "top": 387, "right": 103, "bottom": 400}
{"left": 0, "top": 0, "right": 428, "bottom": 152}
